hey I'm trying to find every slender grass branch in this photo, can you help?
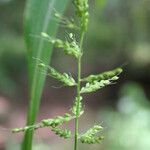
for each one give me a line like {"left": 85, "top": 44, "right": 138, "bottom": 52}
{"left": 74, "top": 31, "right": 85, "bottom": 150}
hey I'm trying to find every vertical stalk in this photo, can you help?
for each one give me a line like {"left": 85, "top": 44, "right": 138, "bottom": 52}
{"left": 74, "top": 31, "right": 85, "bottom": 150}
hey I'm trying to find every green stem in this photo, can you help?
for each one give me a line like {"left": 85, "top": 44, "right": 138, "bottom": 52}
{"left": 74, "top": 31, "right": 85, "bottom": 150}
{"left": 80, "top": 32, "right": 85, "bottom": 50}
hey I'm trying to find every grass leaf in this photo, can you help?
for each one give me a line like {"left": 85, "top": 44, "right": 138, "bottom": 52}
{"left": 22, "top": 0, "right": 69, "bottom": 150}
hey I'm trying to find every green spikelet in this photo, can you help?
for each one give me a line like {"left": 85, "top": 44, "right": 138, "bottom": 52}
{"left": 12, "top": 113, "right": 74, "bottom": 134}
{"left": 80, "top": 80, "right": 111, "bottom": 94}
{"left": 38, "top": 63, "right": 76, "bottom": 86}
{"left": 42, "top": 113, "right": 74, "bottom": 128}
{"left": 41, "top": 32, "right": 81, "bottom": 58}
{"left": 82, "top": 68, "right": 123, "bottom": 83}
{"left": 80, "top": 136, "right": 104, "bottom": 144}
{"left": 12, "top": 126, "right": 31, "bottom": 133}
{"left": 80, "top": 125, "right": 104, "bottom": 144}
{"left": 73, "top": 0, "right": 89, "bottom": 31}
{"left": 12, "top": 123, "right": 44, "bottom": 133}
{"left": 54, "top": 11, "right": 79, "bottom": 30}
{"left": 51, "top": 127, "right": 71, "bottom": 139}
{"left": 71, "top": 96, "right": 84, "bottom": 116}
{"left": 80, "top": 68, "right": 122, "bottom": 94}
{"left": 63, "top": 40, "right": 81, "bottom": 58}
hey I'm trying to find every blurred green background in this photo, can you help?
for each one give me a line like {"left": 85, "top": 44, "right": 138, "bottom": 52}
{"left": 0, "top": 0, "right": 150, "bottom": 149}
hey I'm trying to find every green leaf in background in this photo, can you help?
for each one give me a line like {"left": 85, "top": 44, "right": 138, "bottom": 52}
{"left": 99, "top": 82, "right": 150, "bottom": 150}
{"left": 23, "top": 0, "right": 69, "bottom": 150}
{"left": 95, "top": 0, "right": 107, "bottom": 10}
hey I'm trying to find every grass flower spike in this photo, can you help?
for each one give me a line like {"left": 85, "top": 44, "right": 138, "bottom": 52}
{"left": 74, "top": 0, "right": 89, "bottom": 31}
{"left": 12, "top": 1, "right": 123, "bottom": 150}
{"left": 41, "top": 32, "right": 81, "bottom": 59}
{"left": 80, "top": 125, "right": 104, "bottom": 144}
{"left": 38, "top": 63, "right": 76, "bottom": 86}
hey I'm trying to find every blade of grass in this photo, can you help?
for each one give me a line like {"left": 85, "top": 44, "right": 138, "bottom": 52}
{"left": 23, "top": 0, "right": 69, "bottom": 150}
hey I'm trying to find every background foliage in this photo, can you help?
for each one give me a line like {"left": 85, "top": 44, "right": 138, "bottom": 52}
{"left": 0, "top": 0, "right": 150, "bottom": 150}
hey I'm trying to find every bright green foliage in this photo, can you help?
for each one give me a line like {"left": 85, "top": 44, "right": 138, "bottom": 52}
{"left": 38, "top": 63, "right": 76, "bottom": 86}
{"left": 80, "top": 125, "right": 104, "bottom": 144}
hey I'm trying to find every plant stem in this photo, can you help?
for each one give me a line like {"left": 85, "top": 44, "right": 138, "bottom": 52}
{"left": 74, "top": 31, "right": 85, "bottom": 150}
{"left": 80, "top": 32, "right": 85, "bottom": 51}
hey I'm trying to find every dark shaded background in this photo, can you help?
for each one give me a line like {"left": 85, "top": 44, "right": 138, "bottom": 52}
{"left": 0, "top": 0, "right": 150, "bottom": 150}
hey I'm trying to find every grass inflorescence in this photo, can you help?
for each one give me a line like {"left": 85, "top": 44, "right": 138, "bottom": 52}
{"left": 12, "top": 1, "right": 123, "bottom": 150}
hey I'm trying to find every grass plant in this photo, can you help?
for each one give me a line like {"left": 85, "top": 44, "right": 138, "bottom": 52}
{"left": 13, "top": 1, "right": 123, "bottom": 150}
